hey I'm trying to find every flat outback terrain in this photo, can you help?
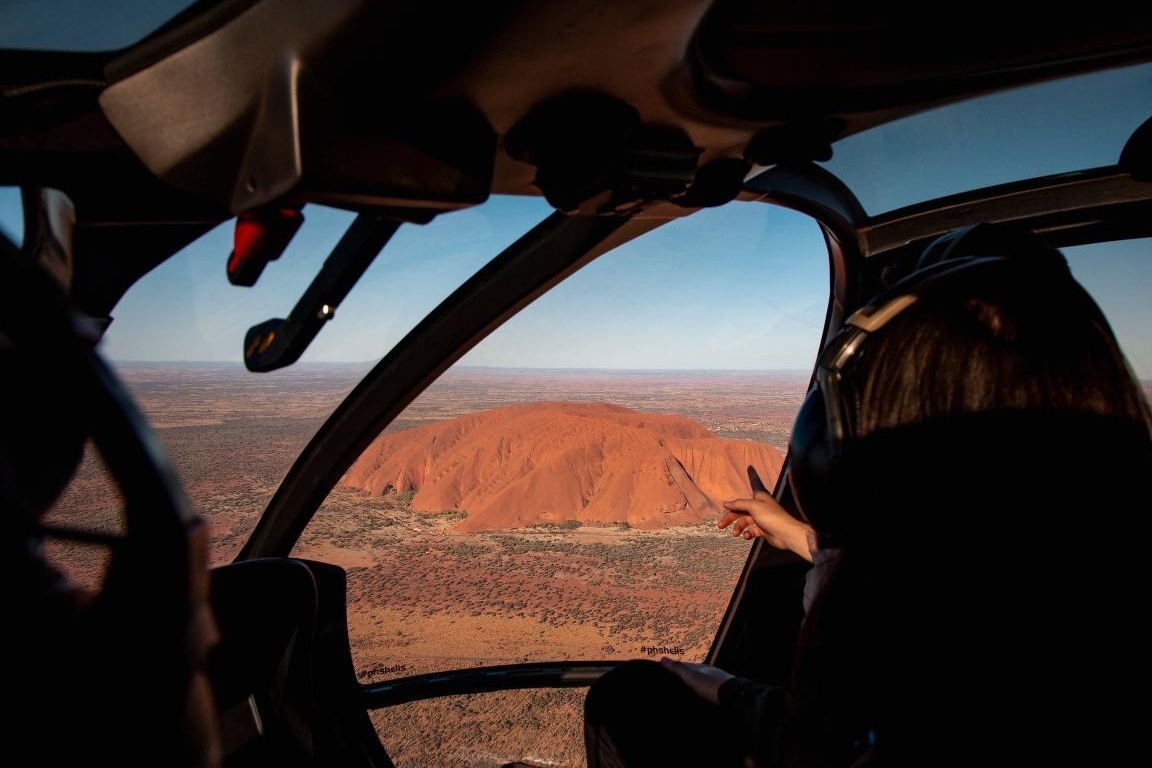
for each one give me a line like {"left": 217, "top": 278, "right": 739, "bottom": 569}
{"left": 47, "top": 363, "right": 809, "bottom": 768}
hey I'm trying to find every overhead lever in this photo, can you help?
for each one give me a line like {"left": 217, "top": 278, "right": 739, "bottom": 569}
{"left": 243, "top": 212, "right": 402, "bottom": 372}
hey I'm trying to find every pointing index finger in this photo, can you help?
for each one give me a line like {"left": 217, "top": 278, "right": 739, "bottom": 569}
{"left": 747, "top": 465, "right": 769, "bottom": 495}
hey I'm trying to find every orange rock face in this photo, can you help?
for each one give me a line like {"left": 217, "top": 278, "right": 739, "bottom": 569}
{"left": 340, "top": 401, "right": 784, "bottom": 531}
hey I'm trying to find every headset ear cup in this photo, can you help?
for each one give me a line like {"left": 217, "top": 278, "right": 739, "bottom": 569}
{"left": 787, "top": 387, "right": 837, "bottom": 532}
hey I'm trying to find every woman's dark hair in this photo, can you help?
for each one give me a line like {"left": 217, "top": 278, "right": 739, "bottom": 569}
{"left": 850, "top": 259, "right": 1152, "bottom": 439}
{"left": 787, "top": 227, "right": 1152, "bottom": 537}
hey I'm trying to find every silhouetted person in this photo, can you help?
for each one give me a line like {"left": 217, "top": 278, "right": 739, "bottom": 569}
{"left": 584, "top": 223, "right": 1152, "bottom": 767}
{"left": 4, "top": 214, "right": 221, "bottom": 768}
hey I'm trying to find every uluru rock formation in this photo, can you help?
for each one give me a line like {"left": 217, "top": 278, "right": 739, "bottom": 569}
{"left": 340, "top": 401, "right": 784, "bottom": 531}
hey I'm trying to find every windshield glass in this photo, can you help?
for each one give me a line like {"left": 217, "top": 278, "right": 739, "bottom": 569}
{"left": 819, "top": 61, "right": 1152, "bottom": 216}
{"left": 0, "top": 0, "right": 201, "bottom": 51}
{"left": 30, "top": 195, "right": 828, "bottom": 767}
{"left": 290, "top": 199, "right": 828, "bottom": 765}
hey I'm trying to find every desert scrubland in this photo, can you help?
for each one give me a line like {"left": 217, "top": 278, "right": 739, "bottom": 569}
{"left": 48, "top": 363, "right": 808, "bottom": 768}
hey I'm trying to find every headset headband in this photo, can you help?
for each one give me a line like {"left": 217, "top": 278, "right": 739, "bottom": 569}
{"left": 788, "top": 222, "right": 1074, "bottom": 529}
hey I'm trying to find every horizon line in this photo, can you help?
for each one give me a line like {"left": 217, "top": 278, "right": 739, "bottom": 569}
{"left": 108, "top": 360, "right": 814, "bottom": 374}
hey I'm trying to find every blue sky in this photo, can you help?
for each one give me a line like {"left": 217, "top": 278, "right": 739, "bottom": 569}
{"left": 2, "top": 189, "right": 1149, "bottom": 378}
{"left": 0, "top": 1, "right": 198, "bottom": 52}
{"left": 0, "top": 191, "right": 833, "bottom": 371}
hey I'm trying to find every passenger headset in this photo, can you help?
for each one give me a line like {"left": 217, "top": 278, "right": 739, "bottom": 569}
{"left": 785, "top": 222, "right": 1076, "bottom": 538}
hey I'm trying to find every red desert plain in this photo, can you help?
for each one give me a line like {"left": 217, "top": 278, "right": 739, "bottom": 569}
{"left": 48, "top": 364, "right": 809, "bottom": 768}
